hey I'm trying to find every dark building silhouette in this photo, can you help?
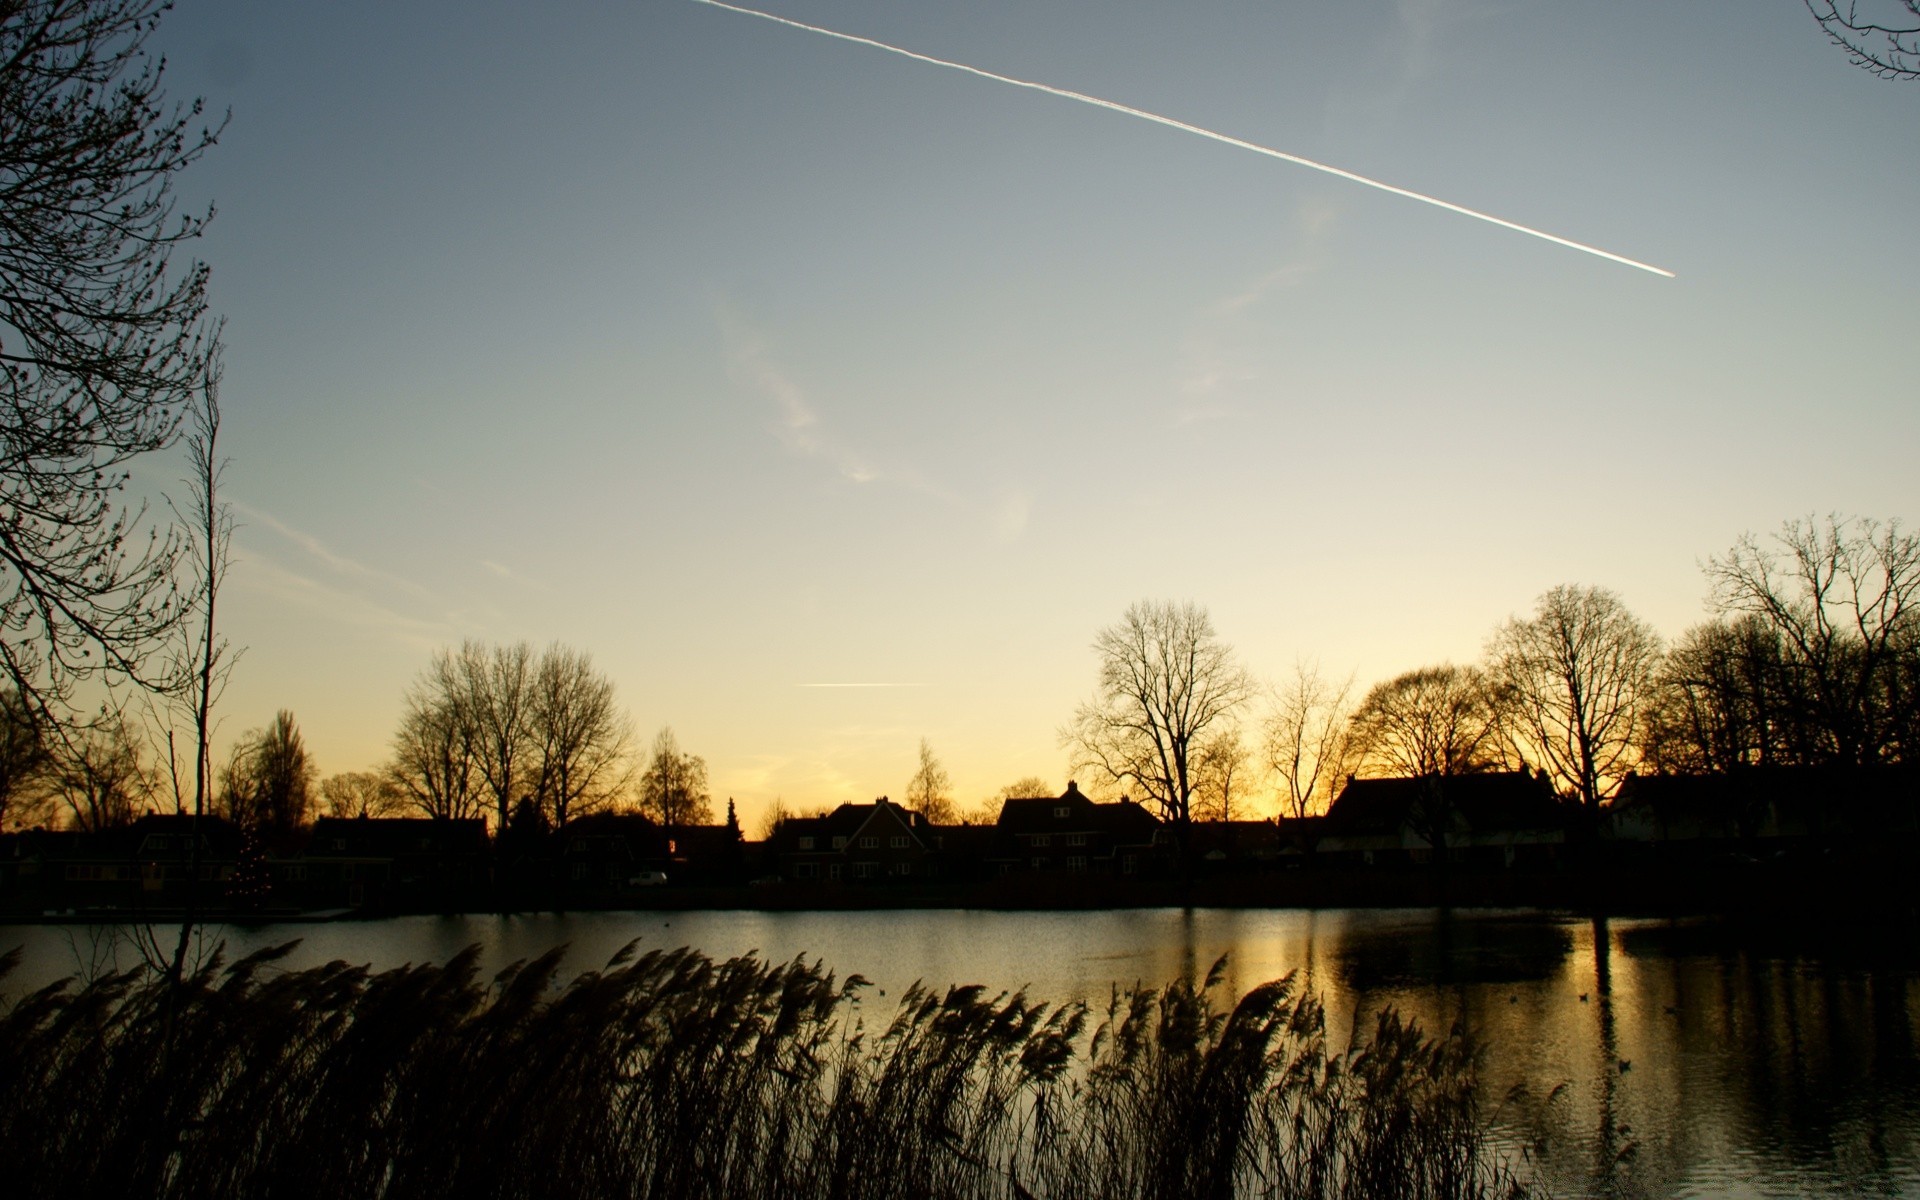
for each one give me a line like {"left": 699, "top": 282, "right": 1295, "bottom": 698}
{"left": 774, "top": 796, "right": 941, "bottom": 883}
{"left": 1314, "top": 771, "right": 1567, "bottom": 868}
{"left": 298, "top": 816, "right": 491, "bottom": 911}
{"left": 984, "top": 782, "right": 1167, "bottom": 877}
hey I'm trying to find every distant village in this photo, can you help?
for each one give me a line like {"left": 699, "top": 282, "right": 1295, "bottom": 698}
{"left": 6, "top": 765, "right": 1916, "bottom": 919}
{"left": 4, "top": 513, "right": 1915, "bottom": 920}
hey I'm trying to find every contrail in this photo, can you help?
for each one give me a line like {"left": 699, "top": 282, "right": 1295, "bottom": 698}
{"left": 693, "top": 0, "right": 1674, "bottom": 279}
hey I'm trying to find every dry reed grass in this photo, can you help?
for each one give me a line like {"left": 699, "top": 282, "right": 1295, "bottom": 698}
{"left": 0, "top": 942, "right": 1536, "bottom": 1199}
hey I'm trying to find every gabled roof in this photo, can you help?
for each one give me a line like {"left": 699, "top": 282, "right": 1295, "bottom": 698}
{"left": 996, "top": 782, "right": 1161, "bottom": 840}
{"left": 1325, "top": 773, "right": 1565, "bottom": 837}
{"left": 779, "top": 797, "right": 933, "bottom": 849}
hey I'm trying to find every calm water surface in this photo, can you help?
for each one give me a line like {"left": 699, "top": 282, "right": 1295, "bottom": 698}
{"left": 7, "top": 906, "right": 1919, "bottom": 1199}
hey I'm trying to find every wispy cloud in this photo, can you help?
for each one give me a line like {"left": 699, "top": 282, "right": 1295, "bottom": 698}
{"left": 234, "top": 550, "right": 461, "bottom": 652}
{"left": 234, "top": 501, "right": 440, "bottom": 604}
{"left": 1327, "top": 0, "right": 1504, "bottom": 138}
{"left": 479, "top": 558, "right": 551, "bottom": 592}
{"left": 1175, "top": 199, "right": 1340, "bottom": 422}
{"left": 717, "top": 304, "right": 1036, "bottom": 541}
{"left": 718, "top": 308, "right": 881, "bottom": 486}
{"left": 231, "top": 501, "right": 480, "bottom": 649}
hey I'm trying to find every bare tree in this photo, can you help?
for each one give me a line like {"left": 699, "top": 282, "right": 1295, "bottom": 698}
{"left": 0, "top": 688, "right": 50, "bottom": 830}
{"left": 389, "top": 653, "right": 483, "bottom": 821}
{"left": 1348, "top": 664, "right": 1505, "bottom": 779}
{"left": 1805, "top": 1, "right": 1920, "bottom": 79}
{"left": 320, "top": 770, "right": 407, "bottom": 819}
{"left": 49, "top": 710, "right": 152, "bottom": 831}
{"left": 1190, "top": 726, "right": 1250, "bottom": 823}
{"left": 1345, "top": 664, "right": 1505, "bottom": 859}
{"left": 1706, "top": 515, "right": 1920, "bottom": 767}
{"left": 1643, "top": 617, "right": 1799, "bottom": 774}
{"left": 389, "top": 640, "right": 633, "bottom": 828}
{"left": 0, "top": 0, "right": 226, "bottom": 726}
{"left": 904, "top": 737, "right": 956, "bottom": 823}
{"left": 1001, "top": 776, "right": 1056, "bottom": 800}
{"left": 462, "top": 641, "right": 533, "bottom": 833}
{"left": 220, "top": 710, "right": 315, "bottom": 836}
{"left": 638, "top": 726, "right": 711, "bottom": 827}
{"left": 758, "top": 796, "right": 792, "bottom": 840}
{"left": 1263, "top": 662, "right": 1357, "bottom": 820}
{"left": 1064, "top": 600, "right": 1254, "bottom": 851}
{"left": 147, "top": 373, "right": 233, "bottom": 1009}
{"left": 1488, "top": 585, "right": 1662, "bottom": 812}
{"left": 965, "top": 776, "right": 1056, "bottom": 825}
{"left": 526, "top": 644, "right": 632, "bottom": 828}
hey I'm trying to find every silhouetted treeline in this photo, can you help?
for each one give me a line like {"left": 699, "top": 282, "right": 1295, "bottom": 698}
{"left": 0, "top": 944, "right": 1537, "bottom": 1200}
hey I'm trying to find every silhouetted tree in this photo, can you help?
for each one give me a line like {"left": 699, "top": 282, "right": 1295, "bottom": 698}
{"left": 0, "top": 0, "right": 225, "bottom": 725}
{"left": 1190, "top": 726, "right": 1250, "bottom": 822}
{"left": 758, "top": 795, "right": 792, "bottom": 840}
{"left": 1065, "top": 600, "right": 1254, "bottom": 853}
{"left": 1488, "top": 585, "right": 1661, "bottom": 812}
{"left": 1349, "top": 664, "right": 1505, "bottom": 779}
{"left": 389, "top": 653, "right": 483, "bottom": 821}
{"left": 1347, "top": 664, "right": 1505, "bottom": 856}
{"left": 525, "top": 644, "right": 632, "bottom": 828}
{"left": 502, "top": 795, "right": 551, "bottom": 855}
{"left": 221, "top": 711, "right": 315, "bottom": 836}
{"left": 1804, "top": 1, "right": 1920, "bottom": 79}
{"left": 1001, "top": 776, "right": 1055, "bottom": 800}
{"left": 638, "top": 727, "right": 711, "bottom": 827}
{"left": 463, "top": 641, "right": 533, "bottom": 833}
{"left": 1706, "top": 515, "right": 1920, "bottom": 766}
{"left": 0, "top": 689, "right": 50, "bottom": 830}
{"left": 390, "top": 641, "right": 633, "bottom": 831}
{"left": 319, "top": 770, "right": 407, "bottom": 819}
{"left": 48, "top": 711, "right": 151, "bottom": 831}
{"left": 904, "top": 737, "right": 956, "bottom": 823}
{"left": 1643, "top": 617, "right": 1800, "bottom": 773}
{"left": 1263, "top": 662, "right": 1357, "bottom": 820}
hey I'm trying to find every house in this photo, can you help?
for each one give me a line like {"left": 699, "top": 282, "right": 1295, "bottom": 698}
{"left": 7, "top": 814, "right": 242, "bottom": 913}
{"left": 1317, "top": 772, "right": 1567, "bottom": 868}
{"left": 1607, "top": 766, "right": 1920, "bottom": 850}
{"left": 1187, "top": 819, "right": 1287, "bottom": 870}
{"left": 548, "top": 812, "right": 672, "bottom": 902}
{"left": 298, "top": 816, "right": 491, "bottom": 911}
{"left": 985, "top": 782, "right": 1167, "bottom": 877}
{"left": 773, "top": 797, "right": 940, "bottom": 883}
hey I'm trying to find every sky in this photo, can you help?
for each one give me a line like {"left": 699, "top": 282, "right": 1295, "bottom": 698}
{"left": 132, "top": 0, "right": 1918, "bottom": 828}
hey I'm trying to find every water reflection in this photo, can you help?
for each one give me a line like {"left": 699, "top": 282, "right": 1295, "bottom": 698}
{"left": 4, "top": 907, "right": 1919, "bottom": 1198}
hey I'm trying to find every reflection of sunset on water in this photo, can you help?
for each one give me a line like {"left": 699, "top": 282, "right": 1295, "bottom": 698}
{"left": 9, "top": 907, "right": 1916, "bottom": 1195}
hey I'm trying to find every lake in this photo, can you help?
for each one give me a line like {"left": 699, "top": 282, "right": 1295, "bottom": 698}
{"left": 6, "top": 905, "right": 1919, "bottom": 1199}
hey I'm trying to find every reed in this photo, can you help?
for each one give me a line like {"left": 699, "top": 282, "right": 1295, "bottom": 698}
{"left": 0, "top": 943, "right": 1535, "bottom": 1199}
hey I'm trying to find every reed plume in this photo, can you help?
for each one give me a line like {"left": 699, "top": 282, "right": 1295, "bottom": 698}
{"left": 0, "top": 943, "right": 1533, "bottom": 1199}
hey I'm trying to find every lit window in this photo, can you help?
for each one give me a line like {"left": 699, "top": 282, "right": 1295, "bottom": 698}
{"left": 1031, "top": 834, "right": 1050, "bottom": 848}
{"left": 859, "top": 836, "right": 878, "bottom": 849}
{"left": 798, "top": 836, "right": 815, "bottom": 850}
{"left": 1066, "top": 833, "right": 1086, "bottom": 847}
{"left": 1053, "top": 806, "right": 1069, "bottom": 818}
{"left": 832, "top": 836, "right": 848, "bottom": 849}
{"left": 889, "top": 836, "right": 908, "bottom": 849}
{"left": 854, "top": 862, "right": 879, "bottom": 878}
{"left": 1068, "top": 856, "right": 1087, "bottom": 872}
{"left": 1030, "top": 857, "right": 1046, "bottom": 870}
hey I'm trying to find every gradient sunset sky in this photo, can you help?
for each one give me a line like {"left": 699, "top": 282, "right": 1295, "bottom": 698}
{"left": 141, "top": 1, "right": 1917, "bottom": 826}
